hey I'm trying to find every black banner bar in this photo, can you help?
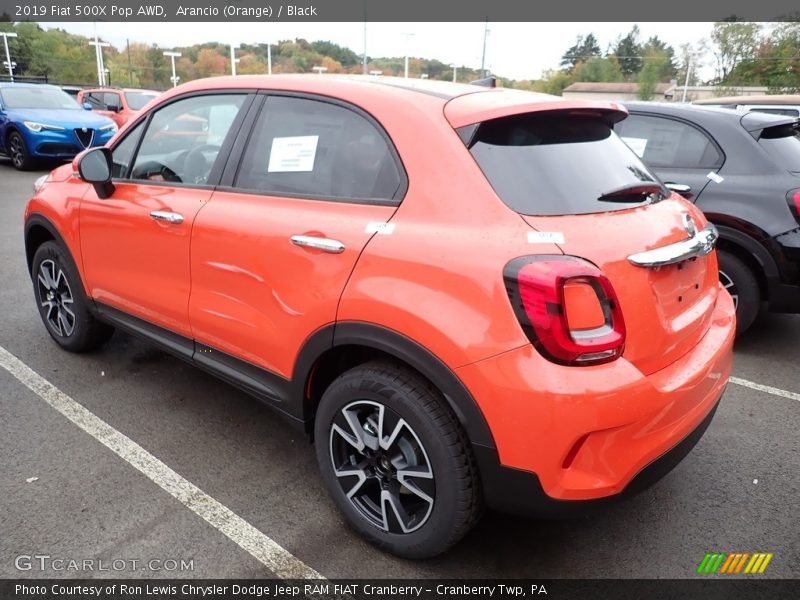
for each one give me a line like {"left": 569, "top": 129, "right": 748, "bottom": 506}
{"left": 2, "top": 579, "right": 799, "bottom": 600}
{"left": 2, "top": 0, "right": 800, "bottom": 22}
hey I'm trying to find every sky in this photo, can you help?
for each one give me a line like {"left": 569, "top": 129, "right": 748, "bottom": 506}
{"left": 40, "top": 21, "right": 719, "bottom": 81}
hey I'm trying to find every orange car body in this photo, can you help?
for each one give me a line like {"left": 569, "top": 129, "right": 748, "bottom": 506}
{"left": 25, "top": 75, "right": 735, "bottom": 514}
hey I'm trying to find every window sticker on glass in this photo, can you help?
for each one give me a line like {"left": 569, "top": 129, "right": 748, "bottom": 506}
{"left": 621, "top": 136, "right": 648, "bottom": 158}
{"left": 268, "top": 135, "right": 319, "bottom": 172}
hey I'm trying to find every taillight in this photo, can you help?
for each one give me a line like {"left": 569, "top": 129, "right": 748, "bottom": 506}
{"left": 504, "top": 256, "right": 626, "bottom": 366}
{"left": 788, "top": 189, "right": 800, "bottom": 222}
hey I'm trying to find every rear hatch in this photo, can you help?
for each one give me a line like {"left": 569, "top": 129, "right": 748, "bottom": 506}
{"left": 453, "top": 104, "right": 720, "bottom": 375}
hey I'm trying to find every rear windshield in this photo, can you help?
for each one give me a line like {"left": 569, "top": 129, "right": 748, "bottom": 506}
{"left": 759, "top": 124, "right": 800, "bottom": 173}
{"left": 462, "top": 113, "right": 664, "bottom": 216}
{"left": 125, "top": 92, "right": 158, "bottom": 110}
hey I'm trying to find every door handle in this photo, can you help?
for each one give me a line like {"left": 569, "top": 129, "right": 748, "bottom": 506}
{"left": 149, "top": 210, "right": 184, "bottom": 224}
{"left": 290, "top": 235, "right": 345, "bottom": 254}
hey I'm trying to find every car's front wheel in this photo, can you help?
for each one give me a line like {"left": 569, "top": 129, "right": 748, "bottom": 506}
{"left": 8, "top": 130, "right": 36, "bottom": 171}
{"left": 314, "top": 361, "right": 482, "bottom": 558}
{"left": 32, "top": 241, "right": 114, "bottom": 352}
{"left": 718, "top": 250, "right": 760, "bottom": 335}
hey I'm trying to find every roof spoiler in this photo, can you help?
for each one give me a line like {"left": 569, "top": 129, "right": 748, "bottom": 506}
{"left": 470, "top": 76, "right": 496, "bottom": 88}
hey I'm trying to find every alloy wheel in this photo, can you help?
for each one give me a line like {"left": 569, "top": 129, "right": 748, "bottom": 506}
{"left": 329, "top": 400, "right": 435, "bottom": 534}
{"left": 719, "top": 270, "right": 738, "bottom": 310}
{"left": 36, "top": 259, "right": 76, "bottom": 337}
{"left": 9, "top": 134, "right": 24, "bottom": 169}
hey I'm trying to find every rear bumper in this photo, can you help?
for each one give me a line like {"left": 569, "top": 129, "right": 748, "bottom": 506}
{"left": 457, "top": 287, "right": 735, "bottom": 509}
{"left": 472, "top": 391, "right": 722, "bottom": 517}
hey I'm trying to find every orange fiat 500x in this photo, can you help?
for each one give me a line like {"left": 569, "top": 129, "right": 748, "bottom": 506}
{"left": 24, "top": 76, "right": 735, "bottom": 558}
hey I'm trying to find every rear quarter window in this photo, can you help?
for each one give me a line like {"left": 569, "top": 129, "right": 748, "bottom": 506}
{"left": 462, "top": 112, "right": 664, "bottom": 216}
{"left": 759, "top": 124, "right": 800, "bottom": 173}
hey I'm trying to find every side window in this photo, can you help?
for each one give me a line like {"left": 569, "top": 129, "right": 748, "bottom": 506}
{"left": 86, "top": 92, "right": 105, "bottom": 110}
{"left": 111, "top": 119, "right": 146, "bottom": 178}
{"left": 104, "top": 92, "right": 121, "bottom": 111}
{"left": 129, "top": 94, "right": 245, "bottom": 186}
{"left": 235, "top": 95, "right": 402, "bottom": 202}
{"left": 616, "top": 114, "right": 722, "bottom": 169}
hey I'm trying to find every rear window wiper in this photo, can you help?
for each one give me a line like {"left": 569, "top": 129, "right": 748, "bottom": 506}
{"left": 597, "top": 182, "right": 666, "bottom": 203}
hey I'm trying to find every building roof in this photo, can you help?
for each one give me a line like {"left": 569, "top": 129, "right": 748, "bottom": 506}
{"left": 563, "top": 82, "right": 673, "bottom": 94}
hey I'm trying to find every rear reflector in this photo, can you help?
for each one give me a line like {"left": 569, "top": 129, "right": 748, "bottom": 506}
{"left": 505, "top": 255, "right": 626, "bottom": 366}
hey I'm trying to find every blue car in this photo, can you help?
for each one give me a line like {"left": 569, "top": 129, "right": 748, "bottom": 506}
{"left": 0, "top": 82, "right": 118, "bottom": 170}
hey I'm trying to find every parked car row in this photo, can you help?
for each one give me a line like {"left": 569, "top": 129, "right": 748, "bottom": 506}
{"left": 24, "top": 75, "right": 736, "bottom": 558}
{"left": 0, "top": 82, "right": 160, "bottom": 170}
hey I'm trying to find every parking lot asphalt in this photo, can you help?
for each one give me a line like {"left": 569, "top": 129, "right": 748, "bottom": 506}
{"left": 1, "top": 161, "right": 798, "bottom": 580}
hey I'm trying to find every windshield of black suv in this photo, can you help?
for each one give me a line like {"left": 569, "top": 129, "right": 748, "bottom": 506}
{"left": 759, "top": 123, "right": 800, "bottom": 174}
{"left": 125, "top": 92, "right": 158, "bottom": 110}
{"left": 461, "top": 112, "right": 665, "bottom": 216}
{"left": 0, "top": 86, "right": 79, "bottom": 109}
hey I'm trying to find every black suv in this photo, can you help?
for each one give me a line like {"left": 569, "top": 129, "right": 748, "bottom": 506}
{"left": 618, "top": 102, "right": 800, "bottom": 333}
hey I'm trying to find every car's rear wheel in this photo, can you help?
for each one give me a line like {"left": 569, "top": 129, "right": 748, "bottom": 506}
{"left": 32, "top": 241, "right": 114, "bottom": 352}
{"left": 718, "top": 250, "right": 760, "bottom": 335}
{"left": 8, "top": 130, "right": 36, "bottom": 171}
{"left": 314, "top": 361, "right": 482, "bottom": 559}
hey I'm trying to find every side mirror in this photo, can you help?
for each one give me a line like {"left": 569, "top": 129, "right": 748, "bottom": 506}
{"left": 83, "top": 102, "right": 92, "bottom": 111}
{"left": 77, "top": 147, "right": 115, "bottom": 199}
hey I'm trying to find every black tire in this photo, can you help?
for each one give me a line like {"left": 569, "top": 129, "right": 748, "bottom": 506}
{"left": 718, "top": 250, "right": 760, "bottom": 335}
{"left": 7, "top": 130, "right": 36, "bottom": 171}
{"left": 31, "top": 241, "right": 114, "bottom": 352}
{"left": 314, "top": 360, "right": 482, "bottom": 559}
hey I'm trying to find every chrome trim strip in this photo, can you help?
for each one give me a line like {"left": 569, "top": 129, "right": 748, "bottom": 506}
{"left": 627, "top": 224, "right": 719, "bottom": 267}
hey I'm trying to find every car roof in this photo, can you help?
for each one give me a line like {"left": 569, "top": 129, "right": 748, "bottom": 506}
{"left": 156, "top": 74, "right": 628, "bottom": 128}
{"left": 80, "top": 87, "right": 160, "bottom": 94}
{"left": 622, "top": 100, "right": 797, "bottom": 130}
{"left": 0, "top": 82, "right": 62, "bottom": 90}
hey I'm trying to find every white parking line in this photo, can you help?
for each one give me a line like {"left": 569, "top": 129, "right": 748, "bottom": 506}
{"left": 729, "top": 376, "right": 800, "bottom": 403}
{"left": 0, "top": 344, "right": 325, "bottom": 580}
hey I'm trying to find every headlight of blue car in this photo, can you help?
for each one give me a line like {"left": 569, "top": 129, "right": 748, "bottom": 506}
{"left": 99, "top": 123, "right": 118, "bottom": 133}
{"left": 23, "top": 121, "right": 66, "bottom": 132}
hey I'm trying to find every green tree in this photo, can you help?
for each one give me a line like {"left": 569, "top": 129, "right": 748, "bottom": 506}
{"left": 637, "top": 50, "right": 669, "bottom": 100}
{"left": 711, "top": 20, "right": 761, "bottom": 82}
{"left": 560, "top": 34, "right": 601, "bottom": 70}
{"left": 611, "top": 26, "right": 642, "bottom": 79}
{"left": 574, "top": 57, "right": 623, "bottom": 82}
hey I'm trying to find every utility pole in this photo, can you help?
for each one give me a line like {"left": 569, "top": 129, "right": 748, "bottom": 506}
{"left": 449, "top": 63, "right": 457, "bottom": 83}
{"left": 163, "top": 51, "right": 181, "bottom": 87}
{"left": 480, "top": 18, "right": 489, "bottom": 79}
{"left": 89, "top": 34, "right": 110, "bottom": 86}
{"left": 402, "top": 32, "right": 415, "bottom": 78}
{"left": 1, "top": 31, "right": 18, "bottom": 82}
{"left": 126, "top": 39, "right": 133, "bottom": 86}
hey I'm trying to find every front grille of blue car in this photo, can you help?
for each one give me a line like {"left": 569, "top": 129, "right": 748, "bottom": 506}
{"left": 74, "top": 128, "right": 95, "bottom": 148}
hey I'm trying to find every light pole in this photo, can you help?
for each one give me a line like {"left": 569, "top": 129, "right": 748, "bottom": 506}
{"left": 480, "top": 19, "right": 490, "bottom": 79}
{"left": 267, "top": 42, "right": 272, "bottom": 75}
{"left": 229, "top": 43, "right": 239, "bottom": 76}
{"left": 401, "top": 32, "right": 415, "bottom": 78}
{"left": 449, "top": 63, "right": 457, "bottom": 83}
{"left": 1, "top": 31, "right": 18, "bottom": 82}
{"left": 163, "top": 51, "right": 181, "bottom": 87}
{"left": 681, "top": 57, "right": 692, "bottom": 103}
{"left": 89, "top": 35, "right": 110, "bottom": 86}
